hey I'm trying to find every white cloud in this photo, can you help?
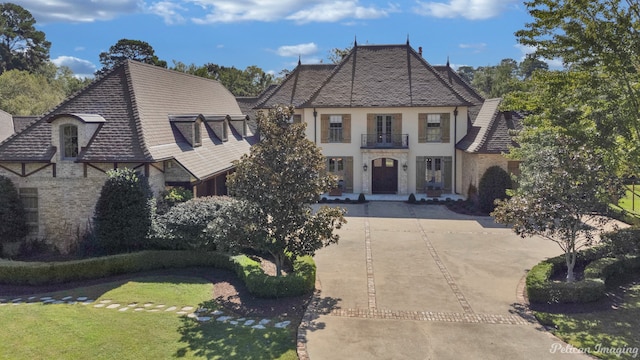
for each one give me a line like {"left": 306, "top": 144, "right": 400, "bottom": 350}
{"left": 514, "top": 43, "right": 564, "bottom": 69}
{"left": 147, "top": 1, "right": 186, "bottom": 24}
{"left": 287, "top": 1, "right": 397, "bottom": 24}
{"left": 276, "top": 43, "right": 319, "bottom": 57}
{"left": 51, "top": 56, "right": 97, "bottom": 78}
{"left": 11, "top": 0, "right": 143, "bottom": 23}
{"left": 413, "top": 0, "right": 516, "bottom": 20}
{"left": 188, "top": 0, "right": 394, "bottom": 24}
{"left": 459, "top": 42, "right": 487, "bottom": 53}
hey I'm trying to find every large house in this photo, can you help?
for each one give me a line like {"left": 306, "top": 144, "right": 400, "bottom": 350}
{"left": 249, "top": 42, "right": 520, "bottom": 196}
{"left": 0, "top": 60, "right": 256, "bottom": 252}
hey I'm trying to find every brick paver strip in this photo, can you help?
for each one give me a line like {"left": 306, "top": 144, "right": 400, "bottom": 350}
{"left": 314, "top": 307, "right": 532, "bottom": 325}
{"left": 409, "top": 207, "right": 475, "bottom": 314}
{"left": 364, "top": 218, "right": 377, "bottom": 310}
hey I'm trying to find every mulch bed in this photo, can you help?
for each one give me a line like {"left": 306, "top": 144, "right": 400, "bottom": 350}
{"left": 0, "top": 263, "right": 312, "bottom": 322}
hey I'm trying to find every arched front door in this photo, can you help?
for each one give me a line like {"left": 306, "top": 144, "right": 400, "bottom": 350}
{"left": 371, "top": 158, "right": 398, "bottom": 194}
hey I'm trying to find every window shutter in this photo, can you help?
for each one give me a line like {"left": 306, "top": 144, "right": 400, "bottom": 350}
{"left": 443, "top": 156, "right": 453, "bottom": 192}
{"left": 345, "top": 157, "right": 353, "bottom": 192}
{"left": 392, "top": 114, "right": 402, "bottom": 135}
{"left": 342, "top": 114, "right": 351, "bottom": 143}
{"left": 418, "top": 114, "right": 427, "bottom": 143}
{"left": 367, "top": 114, "right": 376, "bottom": 134}
{"left": 441, "top": 113, "right": 450, "bottom": 143}
{"left": 416, "top": 156, "right": 426, "bottom": 193}
{"left": 321, "top": 115, "right": 329, "bottom": 143}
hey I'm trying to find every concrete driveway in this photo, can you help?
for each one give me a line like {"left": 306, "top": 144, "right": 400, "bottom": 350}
{"left": 301, "top": 202, "right": 591, "bottom": 360}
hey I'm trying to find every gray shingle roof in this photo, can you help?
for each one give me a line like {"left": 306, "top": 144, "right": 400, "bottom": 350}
{"left": 255, "top": 64, "right": 337, "bottom": 108}
{"left": 456, "top": 98, "right": 522, "bottom": 153}
{"left": 301, "top": 44, "right": 474, "bottom": 108}
{"left": 0, "top": 60, "right": 254, "bottom": 179}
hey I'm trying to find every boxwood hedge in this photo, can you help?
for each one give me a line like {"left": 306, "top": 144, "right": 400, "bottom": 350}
{"left": 0, "top": 251, "right": 315, "bottom": 298}
{"left": 526, "top": 247, "right": 640, "bottom": 304}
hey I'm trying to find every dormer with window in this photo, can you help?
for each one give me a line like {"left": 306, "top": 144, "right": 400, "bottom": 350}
{"left": 228, "top": 115, "right": 250, "bottom": 137}
{"left": 48, "top": 113, "right": 106, "bottom": 161}
{"left": 169, "top": 115, "right": 203, "bottom": 147}
{"left": 204, "top": 115, "right": 229, "bottom": 142}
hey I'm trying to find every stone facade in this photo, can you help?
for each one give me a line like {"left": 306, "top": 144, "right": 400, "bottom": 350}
{"left": 0, "top": 161, "right": 165, "bottom": 253}
{"left": 459, "top": 152, "right": 512, "bottom": 196}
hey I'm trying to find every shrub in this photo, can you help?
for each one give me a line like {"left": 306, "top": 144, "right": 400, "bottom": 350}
{"left": 93, "top": 168, "right": 153, "bottom": 254}
{"left": 408, "top": 193, "right": 417, "bottom": 204}
{"left": 601, "top": 228, "right": 640, "bottom": 255}
{"left": 152, "top": 196, "right": 233, "bottom": 250}
{"left": 478, "top": 166, "right": 512, "bottom": 213}
{"left": 526, "top": 248, "right": 640, "bottom": 304}
{"left": 358, "top": 193, "right": 366, "bottom": 203}
{"left": 0, "top": 250, "right": 315, "bottom": 298}
{"left": 0, "top": 176, "right": 28, "bottom": 247}
{"left": 156, "top": 187, "right": 193, "bottom": 215}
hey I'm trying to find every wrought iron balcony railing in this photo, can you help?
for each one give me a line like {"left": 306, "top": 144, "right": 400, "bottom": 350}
{"left": 361, "top": 134, "right": 409, "bottom": 149}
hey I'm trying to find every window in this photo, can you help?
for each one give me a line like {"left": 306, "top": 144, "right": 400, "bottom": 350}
{"left": 326, "top": 156, "right": 353, "bottom": 192}
{"left": 416, "top": 156, "right": 452, "bottom": 192}
{"left": 329, "top": 115, "right": 343, "bottom": 142}
{"left": 288, "top": 114, "right": 302, "bottom": 123}
{"left": 194, "top": 121, "right": 202, "bottom": 147}
{"left": 61, "top": 124, "right": 78, "bottom": 159}
{"left": 426, "top": 114, "right": 441, "bottom": 142}
{"left": 19, "top": 188, "right": 38, "bottom": 235}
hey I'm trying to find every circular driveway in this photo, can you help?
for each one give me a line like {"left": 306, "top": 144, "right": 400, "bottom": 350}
{"left": 302, "top": 202, "right": 591, "bottom": 360}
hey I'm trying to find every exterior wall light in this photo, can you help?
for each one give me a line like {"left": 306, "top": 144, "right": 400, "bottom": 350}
{"left": 403, "top": 163, "right": 408, "bottom": 171}
{"left": 363, "top": 163, "right": 368, "bottom": 171}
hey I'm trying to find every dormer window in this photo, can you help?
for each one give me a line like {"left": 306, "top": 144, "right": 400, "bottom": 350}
{"left": 61, "top": 124, "right": 78, "bottom": 159}
{"left": 194, "top": 120, "right": 202, "bottom": 147}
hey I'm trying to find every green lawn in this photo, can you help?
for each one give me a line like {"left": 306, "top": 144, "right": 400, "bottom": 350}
{"left": 0, "top": 275, "right": 297, "bottom": 360}
{"left": 534, "top": 274, "right": 640, "bottom": 360}
{"left": 617, "top": 185, "right": 640, "bottom": 215}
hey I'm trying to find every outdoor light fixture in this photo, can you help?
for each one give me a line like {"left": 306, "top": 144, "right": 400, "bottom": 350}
{"left": 363, "top": 163, "right": 368, "bottom": 171}
{"left": 403, "top": 163, "right": 408, "bottom": 171}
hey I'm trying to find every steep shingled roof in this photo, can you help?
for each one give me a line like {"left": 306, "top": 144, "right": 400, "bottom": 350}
{"left": 254, "top": 64, "right": 337, "bottom": 109}
{"left": 301, "top": 44, "right": 474, "bottom": 108}
{"left": 456, "top": 98, "right": 522, "bottom": 154}
{"left": 0, "top": 60, "right": 254, "bottom": 180}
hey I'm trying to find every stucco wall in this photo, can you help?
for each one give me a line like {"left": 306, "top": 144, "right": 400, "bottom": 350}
{"left": 297, "top": 106, "right": 468, "bottom": 194}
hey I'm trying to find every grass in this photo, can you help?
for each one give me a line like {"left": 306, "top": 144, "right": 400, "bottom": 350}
{"left": 534, "top": 274, "right": 640, "bottom": 360}
{"left": 0, "top": 275, "right": 297, "bottom": 360}
{"left": 617, "top": 185, "right": 640, "bottom": 216}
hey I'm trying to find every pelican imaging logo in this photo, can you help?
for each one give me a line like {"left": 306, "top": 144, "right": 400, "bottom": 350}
{"left": 550, "top": 343, "right": 639, "bottom": 358}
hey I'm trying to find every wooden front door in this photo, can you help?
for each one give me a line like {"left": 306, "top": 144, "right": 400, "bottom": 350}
{"left": 372, "top": 158, "right": 398, "bottom": 194}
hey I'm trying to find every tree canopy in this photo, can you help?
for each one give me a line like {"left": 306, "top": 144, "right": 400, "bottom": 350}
{"left": 226, "top": 105, "right": 346, "bottom": 276}
{"left": 0, "top": 2, "right": 50, "bottom": 74}
{"left": 170, "top": 61, "right": 276, "bottom": 97}
{"left": 97, "top": 39, "right": 167, "bottom": 76}
{"left": 513, "top": 0, "right": 640, "bottom": 172}
{"left": 492, "top": 131, "right": 625, "bottom": 282}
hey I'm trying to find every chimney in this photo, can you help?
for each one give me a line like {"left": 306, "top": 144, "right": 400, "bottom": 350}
{"left": 418, "top": 47, "right": 423, "bottom": 56}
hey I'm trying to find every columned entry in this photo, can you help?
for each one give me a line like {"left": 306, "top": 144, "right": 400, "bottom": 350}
{"left": 371, "top": 158, "right": 398, "bottom": 194}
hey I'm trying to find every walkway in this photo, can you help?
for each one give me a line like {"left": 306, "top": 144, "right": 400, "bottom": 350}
{"left": 301, "top": 202, "right": 591, "bottom": 360}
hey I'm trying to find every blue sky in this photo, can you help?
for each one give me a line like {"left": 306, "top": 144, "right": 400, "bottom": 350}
{"left": 10, "top": 0, "right": 554, "bottom": 78}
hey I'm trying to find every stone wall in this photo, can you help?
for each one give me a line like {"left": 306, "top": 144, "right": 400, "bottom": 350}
{"left": 0, "top": 161, "right": 165, "bottom": 253}
{"left": 460, "top": 152, "right": 511, "bottom": 196}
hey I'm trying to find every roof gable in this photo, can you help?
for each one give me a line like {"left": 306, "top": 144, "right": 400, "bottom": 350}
{"left": 456, "top": 98, "right": 522, "bottom": 154}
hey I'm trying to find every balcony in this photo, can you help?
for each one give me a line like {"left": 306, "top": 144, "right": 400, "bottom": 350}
{"left": 361, "top": 134, "right": 409, "bottom": 149}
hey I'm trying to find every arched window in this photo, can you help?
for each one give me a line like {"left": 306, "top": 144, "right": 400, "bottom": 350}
{"left": 61, "top": 124, "right": 78, "bottom": 159}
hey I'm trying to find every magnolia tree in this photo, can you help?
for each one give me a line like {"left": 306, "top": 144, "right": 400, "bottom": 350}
{"left": 492, "top": 131, "right": 625, "bottom": 282}
{"left": 226, "top": 105, "right": 346, "bottom": 276}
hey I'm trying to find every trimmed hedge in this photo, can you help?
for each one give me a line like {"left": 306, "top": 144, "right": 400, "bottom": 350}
{"left": 526, "top": 248, "right": 640, "bottom": 304}
{"left": 0, "top": 251, "right": 315, "bottom": 298}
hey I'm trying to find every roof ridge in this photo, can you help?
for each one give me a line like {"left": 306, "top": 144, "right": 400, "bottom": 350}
{"left": 122, "top": 61, "right": 153, "bottom": 161}
{"left": 433, "top": 65, "right": 485, "bottom": 104}
{"left": 469, "top": 98, "right": 502, "bottom": 152}
{"left": 407, "top": 47, "right": 474, "bottom": 106}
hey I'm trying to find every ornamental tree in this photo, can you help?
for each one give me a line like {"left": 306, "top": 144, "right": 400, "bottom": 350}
{"left": 226, "top": 105, "right": 346, "bottom": 276}
{"left": 492, "top": 131, "right": 625, "bottom": 282}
